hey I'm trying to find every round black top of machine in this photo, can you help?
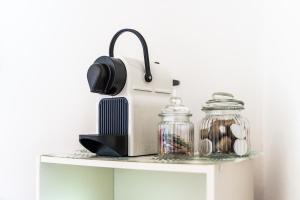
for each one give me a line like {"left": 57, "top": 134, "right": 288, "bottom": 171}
{"left": 87, "top": 56, "right": 127, "bottom": 96}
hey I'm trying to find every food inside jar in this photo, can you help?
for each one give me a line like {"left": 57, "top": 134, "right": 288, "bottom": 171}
{"left": 200, "top": 119, "right": 247, "bottom": 156}
{"left": 160, "top": 131, "right": 193, "bottom": 156}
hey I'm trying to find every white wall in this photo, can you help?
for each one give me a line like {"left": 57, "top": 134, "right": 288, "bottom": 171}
{"left": 2, "top": 0, "right": 297, "bottom": 199}
{"left": 262, "top": 0, "right": 300, "bottom": 200}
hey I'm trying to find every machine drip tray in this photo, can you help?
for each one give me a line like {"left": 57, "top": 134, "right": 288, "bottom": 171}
{"left": 79, "top": 134, "right": 128, "bottom": 157}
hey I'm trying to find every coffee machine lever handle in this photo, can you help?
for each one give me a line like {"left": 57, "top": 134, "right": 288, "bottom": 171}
{"left": 109, "top": 28, "right": 153, "bottom": 82}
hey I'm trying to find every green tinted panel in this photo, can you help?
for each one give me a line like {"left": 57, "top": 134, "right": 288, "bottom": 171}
{"left": 40, "top": 163, "right": 113, "bottom": 200}
{"left": 114, "top": 169, "right": 206, "bottom": 200}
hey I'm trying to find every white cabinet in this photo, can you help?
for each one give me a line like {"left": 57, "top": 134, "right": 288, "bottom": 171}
{"left": 39, "top": 155, "right": 255, "bottom": 200}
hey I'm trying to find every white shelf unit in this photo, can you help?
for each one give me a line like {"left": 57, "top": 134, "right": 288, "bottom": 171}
{"left": 39, "top": 155, "right": 255, "bottom": 200}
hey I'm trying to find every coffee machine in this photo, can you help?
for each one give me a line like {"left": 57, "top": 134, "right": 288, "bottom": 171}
{"left": 79, "top": 29, "right": 177, "bottom": 156}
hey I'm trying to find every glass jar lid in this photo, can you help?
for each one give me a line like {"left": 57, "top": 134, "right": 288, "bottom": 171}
{"left": 202, "top": 92, "right": 244, "bottom": 111}
{"left": 159, "top": 96, "right": 192, "bottom": 116}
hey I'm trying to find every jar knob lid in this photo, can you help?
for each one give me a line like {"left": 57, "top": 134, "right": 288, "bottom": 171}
{"left": 159, "top": 96, "right": 192, "bottom": 116}
{"left": 202, "top": 92, "right": 244, "bottom": 111}
{"left": 170, "top": 96, "right": 182, "bottom": 105}
{"left": 212, "top": 92, "right": 234, "bottom": 100}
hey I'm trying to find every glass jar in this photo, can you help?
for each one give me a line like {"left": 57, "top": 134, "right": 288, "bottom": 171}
{"left": 158, "top": 96, "right": 194, "bottom": 159}
{"left": 199, "top": 92, "right": 250, "bottom": 158}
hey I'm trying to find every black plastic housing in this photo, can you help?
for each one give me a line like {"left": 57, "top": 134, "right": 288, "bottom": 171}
{"left": 87, "top": 56, "right": 127, "bottom": 96}
{"left": 79, "top": 134, "right": 128, "bottom": 156}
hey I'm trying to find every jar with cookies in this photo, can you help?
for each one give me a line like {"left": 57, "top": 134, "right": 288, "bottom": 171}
{"left": 199, "top": 92, "right": 250, "bottom": 158}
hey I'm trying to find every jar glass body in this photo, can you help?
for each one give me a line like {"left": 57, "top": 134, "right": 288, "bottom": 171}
{"left": 199, "top": 110, "right": 250, "bottom": 158}
{"left": 159, "top": 115, "right": 194, "bottom": 159}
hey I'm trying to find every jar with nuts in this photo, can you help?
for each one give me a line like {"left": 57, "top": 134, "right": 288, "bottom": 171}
{"left": 199, "top": 92, "right": 250, "bottom": 158}
{"left": 158, "top": 96, "right": 194, "bottom": 159}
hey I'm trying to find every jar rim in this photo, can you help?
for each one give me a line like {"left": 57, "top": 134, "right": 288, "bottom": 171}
{"left": 159, "top": 113, "right": 192, "bottom": 116}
